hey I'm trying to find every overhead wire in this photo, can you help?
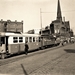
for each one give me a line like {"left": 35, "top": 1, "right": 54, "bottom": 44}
{"left": 41, "top": 10, "right": 75, "bottom": 13}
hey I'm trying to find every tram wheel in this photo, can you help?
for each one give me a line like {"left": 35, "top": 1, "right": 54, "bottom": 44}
{"left": 1, "top": 53, "right": 5, "bottom": 59}
{"left": 41, "top": 46, "right": 45, "bottom": 50}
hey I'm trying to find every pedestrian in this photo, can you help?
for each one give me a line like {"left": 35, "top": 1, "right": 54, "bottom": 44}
{"left": 60, "top": 39, "right": 64, "bottom": 46}
{"left": 25, "top": 41, "right": 29, "bottom": 55}
{"left": 61, "top": 41, "right": 64, "bottom": 46}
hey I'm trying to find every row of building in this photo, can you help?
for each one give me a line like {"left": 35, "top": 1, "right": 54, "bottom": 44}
{"left": 0, "top": 0, "right": 74, "bottom": 38}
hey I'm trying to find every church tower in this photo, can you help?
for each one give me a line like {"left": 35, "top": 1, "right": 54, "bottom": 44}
{"left": 57, "top": 0, "right": 62, "bottom": 21}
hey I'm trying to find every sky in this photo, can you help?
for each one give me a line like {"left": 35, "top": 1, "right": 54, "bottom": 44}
{"left": 0, "top": 0, "right": 75, "bottom": 34}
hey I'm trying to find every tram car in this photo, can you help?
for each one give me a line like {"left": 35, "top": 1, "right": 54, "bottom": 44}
{"left": 41, "top": 34, "right": 60, "bottom": 49}
{"left": 0, "top": 32, "right": 41, "bottom": 59}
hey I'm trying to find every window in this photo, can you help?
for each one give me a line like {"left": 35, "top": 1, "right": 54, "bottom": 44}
{"left": 33, "top": 37, "right": 35, "bottom": 42}
{"left": 13, "top": 37, "right": 18, "bottom": 43}
{"left": 36, "top": 37, "right": 40, "bottom": 42}
{"left": 25, "top": 37, "right": 28, "bottom": 43}
{"left": 0, "top": 37, "right": 5, "bottom": 46}
{"left": 19, "top": 37, "right": 23, "bottom": 42}
{"left": 29, "top": 37, "right": 32, "bottom": 42}
{"left": 39, "top": 37, "right": 41, "bottom": 42}
{"left": 36, "top": 37, "right": 38, "bottom": 42}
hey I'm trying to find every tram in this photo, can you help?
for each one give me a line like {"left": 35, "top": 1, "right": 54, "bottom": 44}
{"left": 0, "top": 32, "right": 41, "bottom": 59}
{"left": 0, "top": 32, "right": 61, "bottom": 59}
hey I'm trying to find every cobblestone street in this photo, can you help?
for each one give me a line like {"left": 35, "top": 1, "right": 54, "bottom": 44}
{"left": 0, "top": 43, "right": 75, "bottom": 75}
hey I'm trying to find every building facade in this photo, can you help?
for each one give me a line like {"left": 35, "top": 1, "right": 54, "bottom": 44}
{"left": 50, "top": 0, "right": 71, "bottom": 37}
{"left": 0, "top": 19, "right": 23, "bottom": 33}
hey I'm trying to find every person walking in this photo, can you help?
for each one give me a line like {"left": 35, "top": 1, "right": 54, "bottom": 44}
{"left": 25, "top": 41, "right": 29, "bottom": 55}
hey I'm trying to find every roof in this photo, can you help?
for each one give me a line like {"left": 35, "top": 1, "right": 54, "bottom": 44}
{"left": 65, "top": 21, "right": 70, "bottom": 28}
{"left": 0, "top": 32, "right": 41, "bottom": 37}
{"left": 52, "top": 19, "right": 61, "bottom": 23}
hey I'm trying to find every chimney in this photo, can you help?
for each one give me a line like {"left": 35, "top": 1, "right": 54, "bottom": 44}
{"left": 1, "top": 19, "right": 3, "bottom": 22}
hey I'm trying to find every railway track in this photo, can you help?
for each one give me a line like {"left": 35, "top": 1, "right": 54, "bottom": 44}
{"left": 29, "top": 52, "right": 68, "bottom": 74}
{"left": 0, "top": 43, "right": 72, "bottom": 66}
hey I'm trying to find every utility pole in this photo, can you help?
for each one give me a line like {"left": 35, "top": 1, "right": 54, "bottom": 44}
{"left": 40, "top": 8, "right": 42, "bottom": 35}
{"left": 63, "top": 17, "right": 65, "bottom": 26}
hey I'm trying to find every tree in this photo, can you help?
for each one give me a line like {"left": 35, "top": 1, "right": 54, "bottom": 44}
{"left": 27, "top": 29, "right": 34, "bottom": 34}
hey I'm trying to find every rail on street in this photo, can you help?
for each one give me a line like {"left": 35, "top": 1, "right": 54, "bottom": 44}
{"left": 0, "top": 43, "right": 75, "bottom": 75}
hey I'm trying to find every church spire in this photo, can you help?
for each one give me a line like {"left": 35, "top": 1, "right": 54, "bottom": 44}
{"left": 57, "top": 0, "right": 62, "bottom": 21}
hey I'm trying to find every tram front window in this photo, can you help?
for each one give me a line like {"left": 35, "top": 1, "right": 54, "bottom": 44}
{"left": 0, "top": 37, "right": 5, "bottom": 46}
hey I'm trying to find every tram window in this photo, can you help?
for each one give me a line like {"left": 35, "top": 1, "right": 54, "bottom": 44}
{"left": 36, "top": 37, "right": 38, "bottom": 42}
{"left": 25, "top": 37, "right": 28, "bottom": 43}
{"left": 29, "top": 37, "right": 32, "bottom": 42}
{"left": 36, "top": 37, "right": 40, "bottom": 42}
{"left": 13, "top": 37, "right": 18, "bottom": 43}
{"left": 39, "top": 37, "right": 41, "bottom": 42}
{"left": 0, "top": 37, "right": 5, "bottom": 45}
{"left": 19, "top": 37, "right": 23, "bottom": 39}
{"left": 19, "top": 37, "right": 23, "bottom": 42}
{"left": 13, "top": 37, "right": 18, "bottom": 39}
{"left": 51, "top": 38, "right": 55, "bottom": 41}
{"left": 33, "top": 37, "right": 35, "bottom": 42}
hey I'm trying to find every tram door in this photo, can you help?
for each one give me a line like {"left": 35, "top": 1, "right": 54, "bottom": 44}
{"left": 0, "top": 37, "right": 8, "bottom": 53}
{"left": 41, "top": 37, "right": 44, "bottom": 47}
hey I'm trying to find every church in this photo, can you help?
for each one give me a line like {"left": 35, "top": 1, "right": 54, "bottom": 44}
{"left": 41, "top": 0, "right": 73, "bottom": 37}
{"left": 50, "top": 0, "right": 70, "bottom": 37}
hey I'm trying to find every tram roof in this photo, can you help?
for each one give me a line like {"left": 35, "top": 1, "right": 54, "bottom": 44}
{"left": 0, "top": 32, "right": 41, "bottom": 37}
